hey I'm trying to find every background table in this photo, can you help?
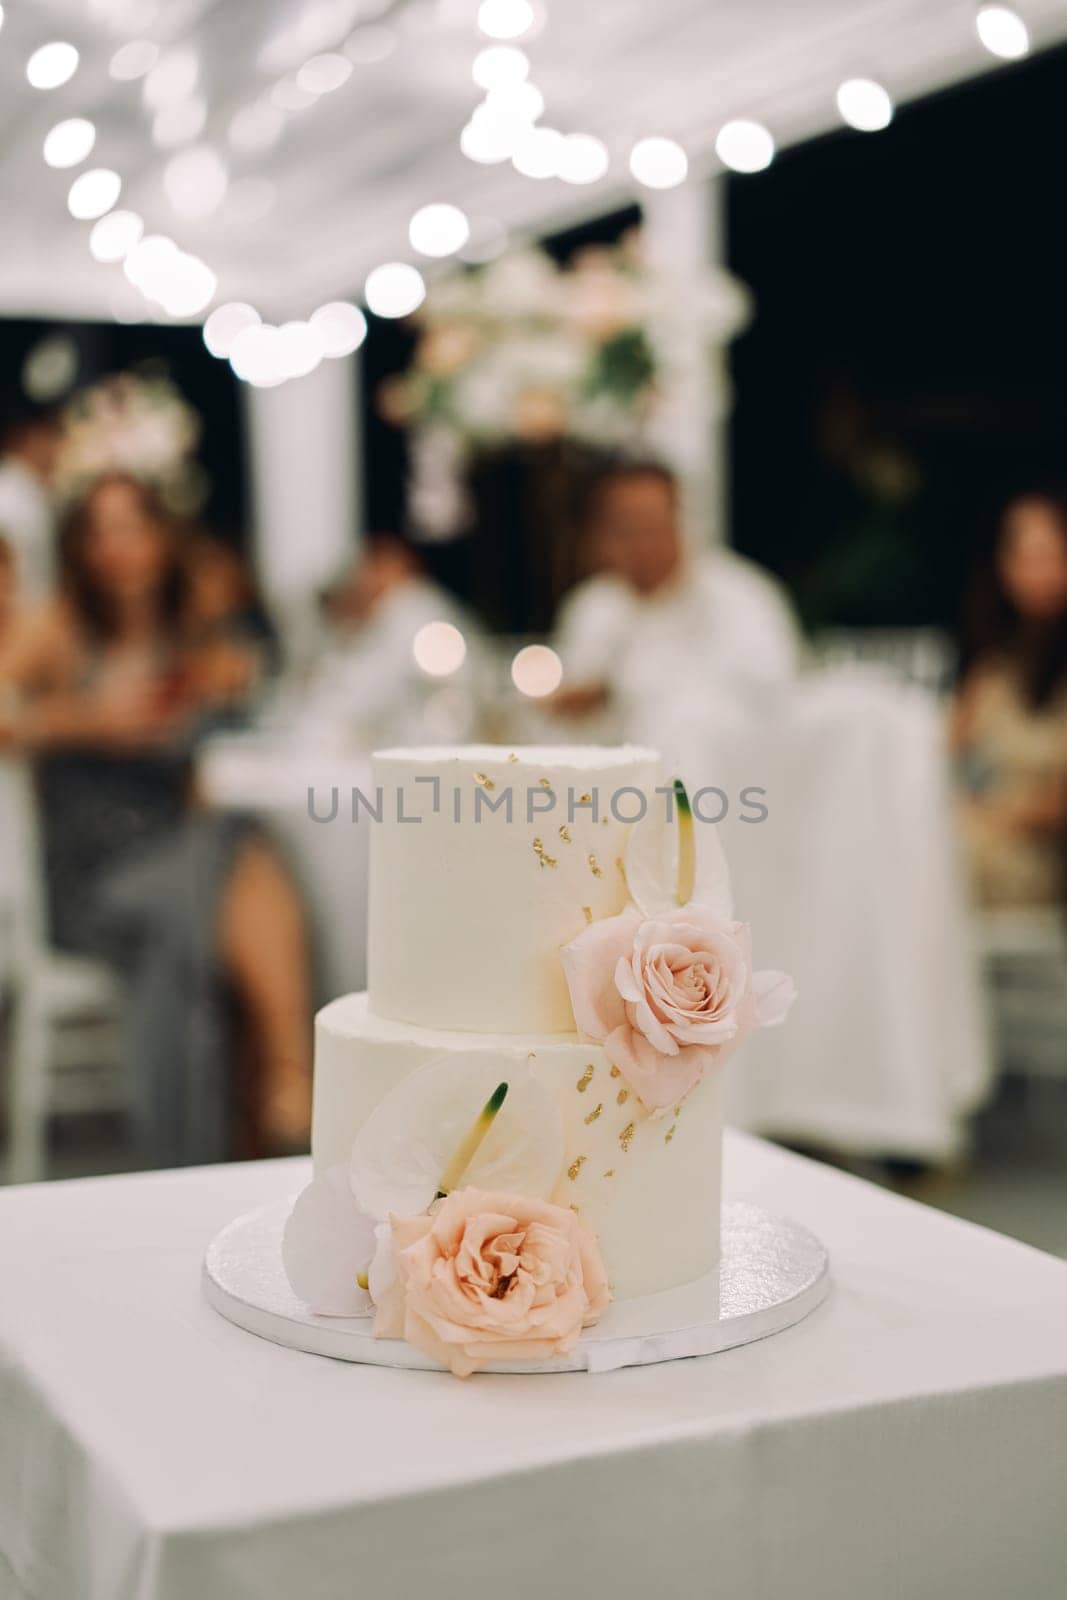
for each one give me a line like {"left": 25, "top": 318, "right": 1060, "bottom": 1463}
{"left": 2, "top": 1134, "right": 1066, "bottom": 1600}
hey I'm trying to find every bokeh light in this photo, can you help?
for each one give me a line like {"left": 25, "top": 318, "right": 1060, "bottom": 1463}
{"left": 714, "top": 119, "right": 775, "bottom": 173}
{"left": 413, "top": 622, "right": 467, "bottom": 678}
{"left": 310, "top": 302, "right": 368, "bottom": 357}
{"left": 836, "top": 78, "right": 894, "bottom": 132}
{"left": 364, "top": 262, "right": 426, "bottom": 318}
{"left": 511, "top": 644, "right": 563, "bottom": 698}
{"left": 43, "top": 118, "right": 96, "bottom": 169}
{"left": 27, "top": 42, "right": 80, "bottom": 90}
{"left": 409, "top": 203, "right": 470, "bottom": 258}
{"left": 68, "top": 169, "right": 122, "bottom": 221}
{"left": 975, "top": 4, "right": 1030, "bottom": 59}
{"left": 89, "top": 209, "right": 144, "bottom": 263}
{"left": 629, "top": 136, "right": 688, "bottom": 189}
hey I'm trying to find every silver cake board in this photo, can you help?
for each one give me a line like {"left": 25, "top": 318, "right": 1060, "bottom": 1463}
{"left": 203, "top": 1199, "right": 830, "bottom": 1374}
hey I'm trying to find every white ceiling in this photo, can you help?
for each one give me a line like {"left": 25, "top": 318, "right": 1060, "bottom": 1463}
{"left": 2, "top": 0, "right": 1066, "bottom": 323}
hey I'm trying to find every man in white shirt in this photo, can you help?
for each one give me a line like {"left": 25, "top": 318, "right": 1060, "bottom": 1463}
{"left": 551, "top": 460, "right": 801, "bottom": 742}
{"left": 0, "top": 402, "right": 63, "bottom": 609}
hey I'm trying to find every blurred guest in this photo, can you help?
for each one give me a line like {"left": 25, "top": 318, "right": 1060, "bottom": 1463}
{"left": 952, "top": 489, "right": 1067, "bottom": 906}
{"left": 0, "top": 400, "right": 63, "bottom": 607}
{"left": 0, "top": 535, "right": 17, "bottom": 647}
{"left": 306, "top": 534, "right": 474, "bottom": 745}
{"left": 183, "top": 530, "right": 281, "bottom": 676}
{"left": 550, "top": 460, "right": 801, "bottom": 738}
{"left": 0, "top": 473, "right": 312, "bottom": 1163}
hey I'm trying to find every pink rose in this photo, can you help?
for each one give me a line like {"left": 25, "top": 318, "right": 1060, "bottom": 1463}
{"left": 561, "top": 903, "right": 795, "bottom": 1115}
{"left": 372, "top": 1188, "right": 610, "bottom": 1377}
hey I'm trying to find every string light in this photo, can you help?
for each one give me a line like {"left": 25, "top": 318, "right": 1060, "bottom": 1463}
{"left": 365, "top": 263, "right": 426, "bottom": 318}
{"left": 89, "top": 209, "right": 144, "bottom": 263}
{"left": 68, "top": 169, "right": 122, "bottom": 221}
{"left": 714, "top": 119, "right": 775, "bottom": 172}
{"left": 557, "top": 133, "right": 609, "bottom": 185}
{"left": 975, "top": 4, "right": 1030, "bottom": 59}
{"left": 472, "top": 45, "right": 529, "bottom": 90}
{"left": 43, "top": 119, "right": 96, "bottom": 169}
{"left": 409, "top": 203, "right": 470, "bottom": 258}
{"left": 310, "top": 302, "right": 368, "bottom": 357}
{"left": 477, "top": 0, "right": 536, "bottom": 41}
{"left": 512, "top": 124, "right": 562, "bottom": 179}
{"left": 203, "top": 303, "right": 261, "bottom": 359}
{"left": 629, "top": 136, "right": 687, "bottom": 189}
{"left": 836, "top": 78, "right": 894, "bottom": 132}
{"left": 27, "top": 42, "right": 80, "bottom": 90}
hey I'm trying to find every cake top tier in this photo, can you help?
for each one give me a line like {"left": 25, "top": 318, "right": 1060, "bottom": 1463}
{"left": 367, "top": 743, "right": 661, "bottom": 1035}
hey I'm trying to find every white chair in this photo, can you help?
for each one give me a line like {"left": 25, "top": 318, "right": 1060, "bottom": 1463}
{"left": 1, "top": 757, "right": 125, "bottom": 1183}
{"left": 662, "top": 667, "right": 995, "bottom": 1162}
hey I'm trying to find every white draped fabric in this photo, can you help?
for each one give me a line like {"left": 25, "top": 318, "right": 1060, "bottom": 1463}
{"left": 2, "top": 1137, "right": 1066, "bottom": 1600}
{"left": 665, "top": 668, "right": 993, "bottom": 1158}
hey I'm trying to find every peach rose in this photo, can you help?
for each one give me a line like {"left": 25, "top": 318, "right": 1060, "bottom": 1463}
{"left": 372, "top": 1188, "right": 610, "bottom": 1376}
{"left": 561, "top": 903, "right": 795, "bottom": 1115}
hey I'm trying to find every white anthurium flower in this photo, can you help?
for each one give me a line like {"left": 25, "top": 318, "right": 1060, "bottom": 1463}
{"left": 349, "top": 1055, "right": 564, "bottom": 1221}
{"left": 281, "top": 1165, "right": 377, "bottom": 1317}
{"left": 623, "top": 778, "right": 733, "bottom": 919}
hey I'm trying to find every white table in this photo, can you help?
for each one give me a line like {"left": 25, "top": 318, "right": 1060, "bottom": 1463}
{"left": 2, "top": 1135, "right": 1066, "bottom": 1600}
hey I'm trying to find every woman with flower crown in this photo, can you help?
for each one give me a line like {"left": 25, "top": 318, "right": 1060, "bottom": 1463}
{"left": 0, "top": 472, "right": 312, "bottom": 1164}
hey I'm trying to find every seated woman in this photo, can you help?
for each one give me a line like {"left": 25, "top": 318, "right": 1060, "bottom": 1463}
{"left": 952, "top": 489, "right": 1067, "bottom": 908}
{"left": 0, "top": 472, "right": 311, "bottom": 1164}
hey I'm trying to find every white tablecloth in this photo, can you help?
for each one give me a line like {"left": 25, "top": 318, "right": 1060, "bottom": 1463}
{"left": 2, "top": 1135, "right": 1065, "bottom": 1600}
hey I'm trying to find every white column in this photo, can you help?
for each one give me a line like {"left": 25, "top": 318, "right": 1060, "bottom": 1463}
{"left": 243, "top": 352, "right": 362, "bottom": 661}
{"left": 641, "top": 176, "right": 738, "bottom": 548}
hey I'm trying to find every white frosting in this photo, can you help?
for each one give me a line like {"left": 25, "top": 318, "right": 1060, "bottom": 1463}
{"left": 367, "top": 744, "right": 661, "bottom": 1033}
{"left": 313, "top": 994, "right": 721, "bottom": 1299}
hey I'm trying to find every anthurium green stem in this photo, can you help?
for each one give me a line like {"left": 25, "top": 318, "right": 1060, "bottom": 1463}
{"left": 435, "top": 1082, "right": 509, "bottom": 1198}
{"left": 674, "top": 779, "right": 695, "bottom": 905}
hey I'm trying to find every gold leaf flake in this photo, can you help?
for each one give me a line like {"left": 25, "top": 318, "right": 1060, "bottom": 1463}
{"left": 568, "top": 1155, "right": 587, "bottom": 1181}
{"left": 569, "top": 1202, "right": 580, "bottom": 1213}
{"left": 588, "top": 852, "right": 604, "bottom": 878}
{"left": 619, "top": 1122, "right": 635, "bottom": 1152}
{"left": 582, "top": 905, "right": 593, "bottom": 924}
{"left": 616, "top": 1088, "right": 628, "bottom": 1105}
{"left": 576, "top": 1064, "right": 594, "bottom": 1092}
{"left": 664, "top": 1124, "right": 677, "bottom": 1145}
{"left": 532, "top": 837, "right": 558, "bottom": 868}
{"left": 539, "top": 777, "right": 552, "bottom": 788}
{"left": 615, "top": 857, "right": 625, "bottom": 877}
{"left": 603, "top": 1168, "right": 615, "bottom": 1178}
{"left": 473, "top": 771, "right": 495, "bottom": 790}
{"left": 558, "top": 824, "right": 572, "bottom": 843}
{"left": 609, "top": 1065, "right": 621, "bottom": 1078}
{"left": 579, "top": 792, "right": 591, "bottom": 804}
{"left": 584, "top": 1102, "right": 603, "bottom": 1125}
{"left": 507, "top": 752, "right": 519, "bottom": 763}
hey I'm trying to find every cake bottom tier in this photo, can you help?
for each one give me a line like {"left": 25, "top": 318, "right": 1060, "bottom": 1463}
{"left": 313, "top": 993, "right": 722, "bottom": 1300}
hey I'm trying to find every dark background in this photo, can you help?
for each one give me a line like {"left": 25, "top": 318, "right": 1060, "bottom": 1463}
{"left": 3, "top": 41, "right": 1066, "bottom": 632}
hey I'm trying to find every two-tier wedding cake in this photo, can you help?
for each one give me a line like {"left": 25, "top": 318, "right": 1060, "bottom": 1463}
{"left": 281, "top": 745, "right": 794, "bottom": 1376}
